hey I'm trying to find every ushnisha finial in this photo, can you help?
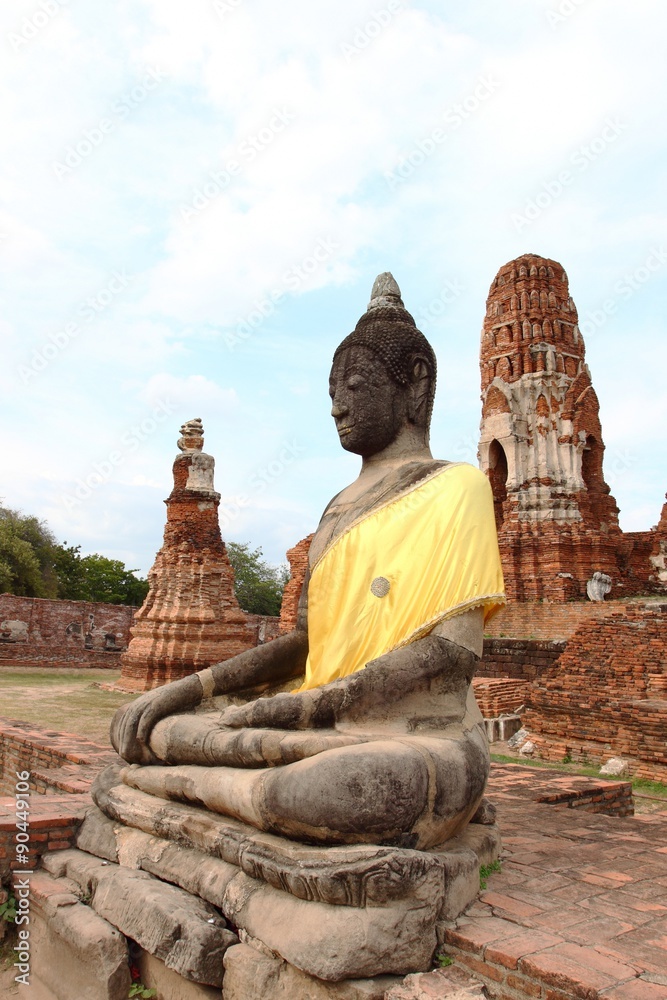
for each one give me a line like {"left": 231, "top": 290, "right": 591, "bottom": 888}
{"left": 177, "top": 418, "right": 204, "bottom": 453}
{"left": 367, "top": 272, "right": 404, "bottom": 311}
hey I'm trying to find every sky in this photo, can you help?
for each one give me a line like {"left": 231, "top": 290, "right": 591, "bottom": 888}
{"left": 1, "top": 0, "right": 666, "bottom": 576}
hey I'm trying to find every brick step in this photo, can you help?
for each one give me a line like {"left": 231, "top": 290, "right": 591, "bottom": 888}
{"left": 0, "top": 793, "right": 88, "bottom": 877}
{"left": 31, "top": 764, "right": 101, "bottom": 794}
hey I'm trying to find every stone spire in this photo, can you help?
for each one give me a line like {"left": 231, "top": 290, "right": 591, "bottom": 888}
{"left": 478, "top": 253, "right": 621, "bottom": 600}
{"left": 367, "top": 272, "right": 404, "bottom": 310}
{"left": 118, "top": 420, "right": 255, "bottom": 690}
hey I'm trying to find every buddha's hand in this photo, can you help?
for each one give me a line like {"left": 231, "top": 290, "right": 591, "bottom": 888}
{"left": 110, "top": 674, "right": 203, "bottom": 764}
{"left": 220, "top": 689, "right": 323, "bottom": 730}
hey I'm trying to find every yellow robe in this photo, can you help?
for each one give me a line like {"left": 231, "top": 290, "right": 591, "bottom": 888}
{"left": 300, "top": 463, "right": 505, "bottom": 691}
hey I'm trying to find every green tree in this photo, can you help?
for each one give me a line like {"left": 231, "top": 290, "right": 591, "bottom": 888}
{"left": 0, "top": 501, "right": 149, "bottom": 607}
{"left": 0, "top": 504, "right": 58, "bottom": 597}
{"left": 74, "top": 554, "right": 149, "bottom": 606}
{"left": 226, "top": 542, "right": 289, "bottom": 616}
{"left": 52, "top": 543, "right": 87, "bottom": 600}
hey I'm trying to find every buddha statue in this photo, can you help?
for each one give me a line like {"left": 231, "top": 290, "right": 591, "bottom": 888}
{"left": 109, "top": 273, "right": 505, "bottom": 852}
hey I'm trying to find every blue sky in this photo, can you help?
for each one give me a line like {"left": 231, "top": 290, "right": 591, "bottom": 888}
{"left": 2, "top": 0, "right": 666, "bottom": 576}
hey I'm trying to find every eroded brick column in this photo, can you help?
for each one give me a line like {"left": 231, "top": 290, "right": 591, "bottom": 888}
{"left": 118, "top": 419, "right": 255, "bottom": 690}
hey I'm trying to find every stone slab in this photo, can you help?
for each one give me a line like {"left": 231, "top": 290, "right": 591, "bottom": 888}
{"left": 222, "top": 942, "right": 402, "bottom": 1000}
{"left": 89, "top": 767, "right": 501, "bottom": 980}
{"left": 40, "top": 848, "right": 237, "bottom": 986}
{"left": 92, "top": 765, "right": 449, "bottom": 908}
{"left": 223, "top": 868, "right": 437, "bottom": 980}
{"left": 137, "top": 949, "right": 222, "bottom": 999}
{"left": 29, "top": 871, "right": 130, "bottom": 1000}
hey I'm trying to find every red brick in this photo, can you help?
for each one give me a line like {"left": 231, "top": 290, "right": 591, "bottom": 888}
{"left": 506, "top": 973, "right": 542, "bottom": 997}
{"left": 486, "top": 930, "right": 562, "bottom": 969}
{"left": 116, "top": 433, "right": 282, "bottom": 691}
{"left": 443, "top": 916, "right": 519, "bottom": 954}
{"left": 481, "top": 891, "right": 544, "bottom": 919}
{"left": 521, "top": 943, "right": 639, "bottom": 997}
{"left": 455, "top": 953, "right": 504, "bottom": 983}
{"left": 603, "top": 980, "right": 667, "bottom": 999}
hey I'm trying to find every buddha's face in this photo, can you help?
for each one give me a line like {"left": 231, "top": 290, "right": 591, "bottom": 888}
{"left": 329, "top": 346, "right": 409, "bottom": 457}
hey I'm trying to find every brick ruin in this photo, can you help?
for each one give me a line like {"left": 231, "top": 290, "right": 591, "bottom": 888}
{"left": 278, "top": 533, "right": 313, "bottom": 633}
{"left": 0, "top": 594, "right": 134, "bottom": 669}
{"left": 522, "top": 603, "right": 667, "bottom": 780}
{"left": 118, "top": 419, "right": 279, "bottom": 692}
{"left": 479, "top": 252, "right": 666, "bottom": 602}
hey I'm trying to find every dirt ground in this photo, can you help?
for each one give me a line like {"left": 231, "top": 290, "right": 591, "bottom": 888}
{"left": 0, "top": 667, "right": 140, "bottom": 747}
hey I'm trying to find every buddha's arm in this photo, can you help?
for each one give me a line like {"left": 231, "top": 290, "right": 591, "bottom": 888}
{"left": 111, "top": 581, "right": 311, "bottom": 764}
{"left": 221, "top": 609, "right": 483, "bottom": 731}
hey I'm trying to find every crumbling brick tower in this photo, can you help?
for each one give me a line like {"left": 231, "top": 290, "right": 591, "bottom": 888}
{"left": 478, "top": 253, "right": 623, "bottom": 601}
{"left": 118, "top": 419, "right": 254, "bottom": 690}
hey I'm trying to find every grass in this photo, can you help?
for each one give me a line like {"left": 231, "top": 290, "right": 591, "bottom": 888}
{"left": 0, "top": 668, "right": 140, "bottom": 746}
{"left": 479, "top": 859, "right": 502, "bottom": 889}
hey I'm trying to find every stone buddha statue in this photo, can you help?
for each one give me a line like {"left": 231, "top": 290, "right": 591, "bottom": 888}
{"left": 110, "top": 273, "right": 505, "bottom": 853}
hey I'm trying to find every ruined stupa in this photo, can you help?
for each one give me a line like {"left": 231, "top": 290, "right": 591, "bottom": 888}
{"left": 118, "top": 419, "right": 256, "bottom": 690}
{"left": 478, "top": 253, "right": 662, "bottom": 600}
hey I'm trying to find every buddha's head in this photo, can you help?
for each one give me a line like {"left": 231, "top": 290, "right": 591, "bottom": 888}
{"left": 330, "top": 273, "right": 437, "bottom": 458}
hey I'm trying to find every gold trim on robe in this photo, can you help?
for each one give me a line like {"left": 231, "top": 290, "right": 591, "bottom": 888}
{"left": 299, "top": 463, "right": 505, "bottom": 692}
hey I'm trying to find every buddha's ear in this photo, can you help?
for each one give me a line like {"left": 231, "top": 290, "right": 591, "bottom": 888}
{"left": 407, "top": 354, "right": 432, "bottom": 424}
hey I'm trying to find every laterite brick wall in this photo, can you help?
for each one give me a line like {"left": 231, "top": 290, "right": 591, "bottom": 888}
{"left": 523, "top": 604, "right": 667, "bottom": 780}
{"left": 0, "top": 594, "right": 135, "bottom": 668}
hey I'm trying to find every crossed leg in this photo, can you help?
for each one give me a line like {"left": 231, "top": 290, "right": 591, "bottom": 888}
{"left": 124, "top": 724, "right": 489, "bottom": 848}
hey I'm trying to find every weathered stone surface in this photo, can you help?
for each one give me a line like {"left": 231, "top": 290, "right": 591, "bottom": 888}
{"left": 117, "top": 825, "right": 239, "bottom": 906}
{"left": 29, "top": 871, "right": 130, "bottom": 1000}
{"left": 40, "top": 848, "right": 236, "bottom": 986}
{"left": 222, "top": 942, "right": 401, "bottom": 999}
{"left": 89, "top": 769, "right": 499, "bottom": 980}
{"left": 223, "top": 868, "right": 437, "bottom": 980}
{"left": 507, "top": 726, "right": 528, "bottom": 748}
{"left": 0, "top": 593, "right": 133, "bottom": 669}
{"left": 76, "top": 804, "right": 120, "bottom": 860}
{"left": 93, "top": 766, "right": 447, "bottom": 907}
{"left": 587, "top": 570, "right": 612, "bottom": 601}
{"left": 600, "top": 757, "right": 630, "bottom": 777}
{"left": 136, "top": 949, "right": 221, "bottom": 1000}
{"left": 384, "top": 966, "right": 485, "bottom": 999}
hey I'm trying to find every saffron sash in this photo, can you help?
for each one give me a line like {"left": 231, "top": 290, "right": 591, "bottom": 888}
{"left": 299, "top": 463, "right": 505, "bottom": 691}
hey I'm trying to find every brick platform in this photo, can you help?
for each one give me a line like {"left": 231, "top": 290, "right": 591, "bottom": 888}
{"left": 473, "top": 678, "right": 530, "bottom": 717}
{"left": 0, "top": 716, "right": 117, "bottom": 795}
{"left": 444, "top": 762, "right": 667, "bottom": 999}
{"left": 0, "top": 792, "right": 88, "bottom": 878}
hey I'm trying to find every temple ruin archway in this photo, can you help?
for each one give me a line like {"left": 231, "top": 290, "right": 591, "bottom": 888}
{"left": 488, "top": 439, "right": 508, "bottom": 531}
